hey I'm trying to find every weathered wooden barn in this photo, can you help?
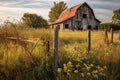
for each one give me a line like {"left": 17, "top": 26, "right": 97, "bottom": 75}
{"left": 50, "top": 2, "right": 101, "bottom": 30}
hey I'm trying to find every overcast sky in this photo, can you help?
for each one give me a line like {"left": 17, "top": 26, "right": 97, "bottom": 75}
{"left": 0, "top": 0, "right": 120, "bottom": 23}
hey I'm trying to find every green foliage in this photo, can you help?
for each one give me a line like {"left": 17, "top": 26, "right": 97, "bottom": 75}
{"left": 100, "top": 23, "right": 120, "bottom": 30}
{"left": 112, "top": 8, "right": 120, "bottom": 24}
{"left": 22, "top": 13, "right": 48, "bottom": 28}
{"left": 48, "top": 1, "right": 67, "bottom": 22}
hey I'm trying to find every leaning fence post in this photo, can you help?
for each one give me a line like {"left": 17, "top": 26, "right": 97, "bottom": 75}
{"left": 119, "top": 30, "right": 120, "bottom": 40}
{"left": 104, "top": 29, "right": 109, "bottom": 44}
{"left": 53, "top": 26, "right": 59, "bottom": 79}
{"left": 110, "top": 28, "right": 114, "bottom": 43}
{"left": 88, "top": 30, "right": 91, "bottom": 53}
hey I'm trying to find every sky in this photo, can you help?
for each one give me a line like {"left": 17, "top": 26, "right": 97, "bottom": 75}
{"left": 0, "top": 0, "right": 120, "bottom": 23}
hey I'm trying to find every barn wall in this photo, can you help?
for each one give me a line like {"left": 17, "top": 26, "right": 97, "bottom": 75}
{"left": 73, "top": 4, "right": 99, "bottom": 30}
{"left": 63, "top": 18, "right": 74, "bottom": 30}
{"left": 95, "top": 20, "right": 100, "bottom": 29}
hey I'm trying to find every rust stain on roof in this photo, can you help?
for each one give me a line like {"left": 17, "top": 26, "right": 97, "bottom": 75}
{"left": 51, "top": 3, "right": 83, "bottom": 24}
{"left": 51, "top": 2, "right": 100, "bottom": 25}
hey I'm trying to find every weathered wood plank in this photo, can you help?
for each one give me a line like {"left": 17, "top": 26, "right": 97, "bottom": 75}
{"left": 53, "top": 26, "right": 59, "bottom": 79}
{"left": 118, "top": 30, "right": 120, "bottom": 40}
{"left": 88, "top": 30, "right": 91, "bottom": 53}
{"left": 7, "top": 37, "right": 39, "bottom": 43}
{"left": 110, "top": 28, "right": 114, "bottom": 43}
{"left": 104, "top": 29, "right": 109, "bottom": 44}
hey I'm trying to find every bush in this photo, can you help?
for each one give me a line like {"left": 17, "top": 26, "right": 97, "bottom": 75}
{"left": 100, "top": 23, "right": 120, "bottom": 31}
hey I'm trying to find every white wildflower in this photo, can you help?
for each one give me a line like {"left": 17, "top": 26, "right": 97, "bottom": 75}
{"left": 81, "top": 73, "right": 84, "bottom": 77}
{"left": 86, "top": 66, "right": 91, "bottom": 71}
{"left": 92, "top": 70, "right": 98, "bottom": 74}
{"left": 57, "top": 68, "right": 62, "bottom": 73}
{"left": 87, "top": 72, "right": 91, "bottom": 76}
{"left": 74, "top": 70, "right": 78, "bottom": 74}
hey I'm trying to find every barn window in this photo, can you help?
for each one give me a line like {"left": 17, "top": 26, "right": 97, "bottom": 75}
{"left": 76, "top": 13, "right": 78, "bottom": 19}
{"left": 95, "top": 26, "right": 98, "bottom": 30}
{"left": 65, "top": 24, "right": 69, "bottom": 29}
{"left": 88, "top": 25, "right": 91, "bottom": 30}
{"left": 83, "top": 14, "right": 87, "bottom": 18}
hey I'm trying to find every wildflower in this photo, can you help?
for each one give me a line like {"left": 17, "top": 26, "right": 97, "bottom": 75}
{"left": 99, "top": 68, "right": 104, "bottom": 72}
{"left": 103, "top": 66, "right": 107, "bottom": 69}
{"left": 83, "top": 63, "right": 87, "bottom": 67}
{"left": 92, "top": 70, "right": 98, "bottom": 74}
{"left": 67, "top": 72, "right": 70, "bottom": 76}
{"left": 67, "top": 61, "right": 73, "bottom": 67}
{"left": 74, "top": 70, "right": 78, "bottom": 74}
{"left": 68, "top": 61, "right": 72, "bottom": 65}
{"left": 81, "top": 73, "right": 84, "bottom": 77}
{"left": 87, "top": 72, "right": 91, "bottom": 76}
{"left": 67, "top": 69, "right": 71, "bottom": 73}
{"left": 57, "top": 68, "right": 62, "bottom": 73}
{"left": 64, "top": 67, "right": 67, "bottom": 72}
{"left": 86, "top": 66, "right": 91, "bottom": 71}
{"left": 90, "top": 64, "right": 94, "bottom": 67}
{"left": 63, "top": 64, "right": 67, "bottom": 67}
{"left": 63, "top": 64, "right": 67, "bottom": 72}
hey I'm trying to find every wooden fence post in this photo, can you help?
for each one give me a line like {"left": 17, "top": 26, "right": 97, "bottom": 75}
{"left": 53, "top": 26, "right": 59, "bottom": 79}
{"left": 46, "top": 41, "right": 50, "bottom": 53}
{"left": 118, "top": 30, "right": 120, "bottom": 40}
{"left": 88, "top": 30, "right": 91, "bottom": 53}
{"left": 110, "top": 28, "right": 114, "bottom": 43}
{"left": 104, "top": 29, "right": 109, "bottom": 44}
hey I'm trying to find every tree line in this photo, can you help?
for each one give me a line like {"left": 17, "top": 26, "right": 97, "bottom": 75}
{"left": 100, "top": 8, "right": 120, "bottom": 30}
{"left": 21, "top": 1, "right": 67, "bottom": 28}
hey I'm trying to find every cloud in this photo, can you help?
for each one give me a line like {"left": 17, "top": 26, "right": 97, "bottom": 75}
{"left": 93, "top": 8, "right": 112, "bottom": 22}
{"left": 0, "top": 0, "right": 119, "bottom": 23}
{"left": 0, "top": 6, "right": 50, "bottom": 21}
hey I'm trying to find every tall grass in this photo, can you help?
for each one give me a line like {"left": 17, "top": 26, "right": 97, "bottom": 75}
{"left": 0, "top": 22, "right": 120, "bottom": 80}
{"left": 58, "top": 30, "right": 120, "bottom": 80}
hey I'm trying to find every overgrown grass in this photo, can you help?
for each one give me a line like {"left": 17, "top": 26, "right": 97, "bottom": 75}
{"left": 0, "top": 23, "right": 120, "bottom": 80}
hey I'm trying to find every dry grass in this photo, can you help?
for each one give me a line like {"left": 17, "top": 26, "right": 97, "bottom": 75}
{"left": 0, "top": 26, "right": 120, "bottom": 80}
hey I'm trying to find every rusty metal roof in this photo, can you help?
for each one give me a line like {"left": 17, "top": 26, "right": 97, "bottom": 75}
{"left": 51, "top": 2, "right": 100, "bottom": 25}
{"left": 51, "top": 3, "right": 83, "bottom": 25}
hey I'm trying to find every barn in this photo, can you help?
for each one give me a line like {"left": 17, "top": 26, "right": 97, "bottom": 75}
{"left": 49, "top": 2, "right": 101, "bottom": 30}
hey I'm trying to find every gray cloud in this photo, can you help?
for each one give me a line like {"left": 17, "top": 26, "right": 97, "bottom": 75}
{"left": 0, "top": 0, "right": 119, "bottom": 22}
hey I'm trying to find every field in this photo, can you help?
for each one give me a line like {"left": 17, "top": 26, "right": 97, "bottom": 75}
{"left": 0, "top": 24, "right": 120, "bottom": 80}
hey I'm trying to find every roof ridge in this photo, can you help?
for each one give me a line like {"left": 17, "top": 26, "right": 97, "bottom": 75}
{"left": 51, "top": 2, "right": 89, "bottom": 25}
{"left": 69, "top": 2, "right": 86, "bottom": 9}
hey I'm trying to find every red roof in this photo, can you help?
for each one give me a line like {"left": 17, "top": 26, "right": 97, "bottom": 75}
{"left": 55, "top": 5, "right": 81, "bottom": 23}
{"left": 51, "top": 3, "right": 84, "bottom": 25}
{"left": 51, "top": 2, "right": 100, "bottom": 25}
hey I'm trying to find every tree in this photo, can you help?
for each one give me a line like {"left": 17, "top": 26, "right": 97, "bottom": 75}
{"left": 100, "top": 23, "right": 120, "bottom": 31}
{"left": 22, "top": 13, "right": 48, "bottom": 28}
{"left": 112, "top": 8, "right": 120, "bottom": 24}
{"left": 48, "top": 1, "right": 67, "bottom": 22}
